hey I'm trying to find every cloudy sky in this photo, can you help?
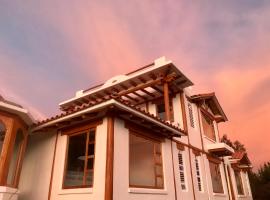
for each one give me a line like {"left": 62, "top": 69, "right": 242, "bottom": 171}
{"left": 0, "top": 0, "right": 269, "bottom": 170}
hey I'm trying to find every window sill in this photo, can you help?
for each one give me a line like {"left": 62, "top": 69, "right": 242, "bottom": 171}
{"left": 59, "top": 187, "right": 93, "bottom": 195}
{"left": 238, "top": 195, "right": 247, "bottom": 198}
{"left": 213, "top": 192, "right": 226, "bottom": 197}
{"left": 203, "top": 135, "right": 217, "bottom": 143}
{"left": 128, "top": 188, "right": 168, "bottom": 195}
{"left": 0, "top": 186, "right": 19, "bottom": 194}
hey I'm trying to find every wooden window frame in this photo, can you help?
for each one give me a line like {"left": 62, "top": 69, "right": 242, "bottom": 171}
{"left": 62, "top": 124, "right": 97, "bottom": 189}
{"left": 129, "top": 131, "right": 164, "bottom": 189}
{"left": 234, "top": 170, "right": 245, "bottom": 195}
{"left": 209, "top": 160, "right": 224, "bottom": 194}
{"left": 201, "top": 111, "right": 216, "bottom": 141}
{"left": 0, "top": 112, "right": 28, "bottom": 188}
{"left": 155, "top": 97, "right": 174, "bottom": 122}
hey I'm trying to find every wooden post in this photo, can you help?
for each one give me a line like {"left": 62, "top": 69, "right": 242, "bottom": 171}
{"left": 105, "top": 115, "right": 114, "bottom": 200}
{"left": 163, "top": 81, "right": 171, "bottom": 121}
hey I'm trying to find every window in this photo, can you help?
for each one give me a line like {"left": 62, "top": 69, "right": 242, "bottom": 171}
{"left": 129, "top": 133, "right": 164, "bottom": 188}
{"left": 245, "top": 172, "right": 251, "bottom": 196}
{"left": 156, "top": 99, "right": 174, "bottom": 122}
{"left": 63, "top": 129, "right": 95, "bottom": 188}
{"left": 209, "top": 161, "right": 224, "bottom": 193}
{"left": 195, "top": 156, "right": 203, "bottom": 191}
{"left": 7, "top": 129, "right": 24, "bottom": 186}
{"left": 188, "top": 103, "right": 195, "bottom": 128}
{"left": 178, "top": 152, "right": 187, "bottom": 190}
{"left": 234, "top": 170, "right": 244, "bottom": 195}
{"left": 0, "top": 121, "right": 6, "bottom": 154}
{"left": 201, "top": 112, "right": 216, "bottom": 141}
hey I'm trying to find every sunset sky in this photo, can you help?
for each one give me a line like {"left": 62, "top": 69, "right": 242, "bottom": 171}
{"left": 0, "top": 1, "right": 269, "bottom": 170}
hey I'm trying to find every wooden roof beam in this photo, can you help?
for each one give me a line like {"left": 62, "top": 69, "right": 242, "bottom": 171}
{"left": 115, "top": 76, "right": 163, "bottom": 97}
{"left": 141, "top": 89, "right": 156, "bottom": 97}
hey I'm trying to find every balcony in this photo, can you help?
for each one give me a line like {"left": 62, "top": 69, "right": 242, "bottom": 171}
{"left": 207, "top": 142, "right": 234, "bottom": 157}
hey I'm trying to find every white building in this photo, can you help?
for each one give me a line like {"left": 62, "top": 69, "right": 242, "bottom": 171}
{"left": 0, "top": 57, "right": 253, "bottom": 200}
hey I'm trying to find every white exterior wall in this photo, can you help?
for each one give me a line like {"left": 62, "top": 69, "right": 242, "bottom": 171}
{"left": 18, "top": 131, "right": 57, "bottom": 200}
{"left": 113, "top": 118, "right": 176, "bottom": 200}
{"left": 172, "top": 144, "right": 194, "bottom": 200}
{"left": 49, "top": 118, "right": 107, "bottom": 200}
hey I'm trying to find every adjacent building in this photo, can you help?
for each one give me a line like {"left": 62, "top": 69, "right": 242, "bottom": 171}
{"left": 0, "top": 57, "right": 253, "bottom": 200}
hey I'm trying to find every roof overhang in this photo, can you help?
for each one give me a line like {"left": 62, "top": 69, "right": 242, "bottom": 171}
{"left": 207, "top": 142, "right": 235, "bottom": 157}
{"left": 190, "top": 93, "right": 228, "bottom": 122}
{"left": 0, "top": 101, "right": 35, "bottom": 126}
{"left": 59, "top": 57, "right": 193, "bottom": 111}
{"left": 32, "top": 99, "right": 185, "bottom": 137}
{"left": 230, "top": 151, "right": 251, "bottom": 166}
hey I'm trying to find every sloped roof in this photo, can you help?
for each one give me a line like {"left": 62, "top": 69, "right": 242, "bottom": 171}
{"left": 231, "top": 151, "right": 251, "bottom": 165}
{"left": 33, "top": 97, "right": 185, "bottom": 137}
{"left": 59, "top": 57, "right": 193, "bottom": 112}
{"left": 190, "top": 92, "right": 228, "bottom": 122}
{"left": 0, "top": 95, "right": 35, "bottom": 125}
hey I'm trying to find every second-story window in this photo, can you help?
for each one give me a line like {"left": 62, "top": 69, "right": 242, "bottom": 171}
{"left": 201, "top": 112, "right": 216, "bottom": 141}
{"left": 156, "top": 99, "right": 174, "bottom": 122}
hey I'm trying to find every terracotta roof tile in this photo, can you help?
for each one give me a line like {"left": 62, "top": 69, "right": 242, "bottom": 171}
{"left": 34, "top": 97, "right": 184, "bottom": 134}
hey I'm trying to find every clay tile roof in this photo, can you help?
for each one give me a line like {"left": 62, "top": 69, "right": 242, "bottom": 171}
{"left": 34, "top": 97, "right": 185, "bottom": 134}
{"left": 232, "top": 151, "right": 246, "bottom": 160}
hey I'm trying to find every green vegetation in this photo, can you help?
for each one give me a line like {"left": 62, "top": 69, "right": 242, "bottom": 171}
{"left": 249, "top": 162, "right": 270, "bottom": 200}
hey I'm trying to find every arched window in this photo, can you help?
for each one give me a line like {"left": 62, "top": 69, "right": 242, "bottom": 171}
{"left": 7, "top": 128, "right": 24, "bottom": 186}
{"left": 0, "top": 120, "right": 6, "bottom": 154}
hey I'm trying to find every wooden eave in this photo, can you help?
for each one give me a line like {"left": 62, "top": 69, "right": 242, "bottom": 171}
{"left": 189, "top": 92, "right": 228, "bottom": 122}
{"left": 32, "top": 98, "right": 185, "bottom": 137}
{"left": 60, "top": 63, "right": 193, "bottom": 112}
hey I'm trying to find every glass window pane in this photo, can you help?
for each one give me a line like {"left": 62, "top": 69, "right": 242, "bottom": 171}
{"left": 0, "top": 121, "right": 6, "bottom": 154}
{"left": 156, "top": 165, "right": 163, "bottom": 176}
{"left": 202, "top": 113, "right": 216, "bottom": 141}
{"left": 156, "top": 177, "right": 163, "bottom": 188}
{"left": 85, "top": 170, "right": 93, "bottom": 186}
{"left": 89, "top": 130, "right": 95, "bottom": 142}
{"left": 64, "top": 133, "right": 86, "bottom": 188}
{"left": 235, "top": 170, "right": 244, "bottom": 195}
{"left": 7, "top": 129, "right": 24, "bottom": 186}
{"left": 87, "top": 158, "right": 94, "bottom": 170}
{"left": 129, "top": 134, "right": 155, "bottom": 187}
{"left": 209, "top": 161, "right": 224, "bottom": 193}
{"left": 88, "top": 143, "right": 95, "bottom": 155}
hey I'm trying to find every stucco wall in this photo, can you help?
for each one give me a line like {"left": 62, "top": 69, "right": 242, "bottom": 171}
{"left": 18, "top": 131, "right": 56, "bottom": 200}
{"left": 49, "top": 118, "right": 107, "bottom": 200}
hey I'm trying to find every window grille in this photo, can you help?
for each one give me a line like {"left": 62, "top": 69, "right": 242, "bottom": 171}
{"left": 195, "top": 156, "right": 203, "bottom": 191}
{"left": 188, "top": 103, "right": 195, "bottom": 128}
{"left": 178, "top": 152, "right": 187, "bottom": 190}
